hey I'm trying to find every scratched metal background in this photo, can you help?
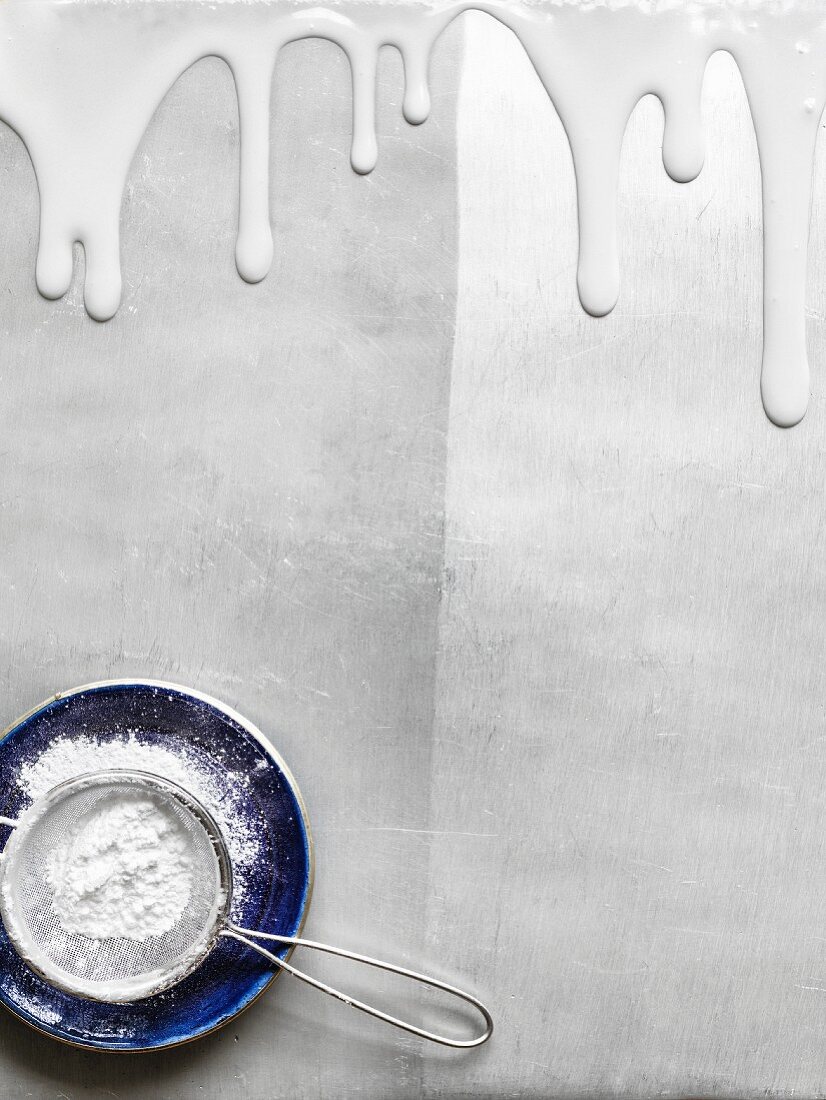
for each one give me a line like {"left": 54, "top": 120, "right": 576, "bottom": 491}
{"left": 2, "top": 9, "right": 826, "bottom": 1098}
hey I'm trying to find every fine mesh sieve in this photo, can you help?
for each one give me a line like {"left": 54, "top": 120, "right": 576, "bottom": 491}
{"left": 0, "top": 771, "right": 229, "bottom": 1002}
{"left": 0, "top": 770, "right": 492, "bottom": 1047}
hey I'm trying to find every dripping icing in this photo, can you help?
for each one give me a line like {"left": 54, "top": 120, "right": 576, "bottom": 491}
{"left": 0, "top": 0, "right": 825, "bottom": 426}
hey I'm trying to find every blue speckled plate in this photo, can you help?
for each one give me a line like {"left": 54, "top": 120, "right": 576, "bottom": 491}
{"left": 0, "top": 679, "right": 314, "bottom": 1052}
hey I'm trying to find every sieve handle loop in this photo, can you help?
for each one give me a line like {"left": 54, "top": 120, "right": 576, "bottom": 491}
{"left": 220, "top": 926, "right": 493, "bottom": 1049}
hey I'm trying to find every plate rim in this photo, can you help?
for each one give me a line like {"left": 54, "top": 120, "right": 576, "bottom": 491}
{"left": 0, "top": 677, "right": 315, "bottom": 1053}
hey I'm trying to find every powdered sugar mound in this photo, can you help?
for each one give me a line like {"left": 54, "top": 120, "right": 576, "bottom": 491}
{"left": 46, "top": 792, "right": 193, "bottom": 941}
{"left": 17, "top": 733, "right": 259, "bottom": 911}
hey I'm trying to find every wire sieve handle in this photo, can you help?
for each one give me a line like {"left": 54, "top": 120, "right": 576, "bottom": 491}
{"left": 220, "top": 926, "right": 493, "bottom": 1048}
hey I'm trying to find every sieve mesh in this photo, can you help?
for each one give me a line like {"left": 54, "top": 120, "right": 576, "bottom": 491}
{"left": 0, "top": 772, "right": 230, "bottom": 1002}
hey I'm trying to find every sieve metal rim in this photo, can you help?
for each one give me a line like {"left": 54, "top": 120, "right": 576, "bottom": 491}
{"left": 0, "top": 768, "right": 234, "bottom": 1003}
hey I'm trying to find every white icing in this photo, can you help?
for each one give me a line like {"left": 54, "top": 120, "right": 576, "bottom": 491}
{"left": 0, "top": 0, "right": 824, "bottom": 424}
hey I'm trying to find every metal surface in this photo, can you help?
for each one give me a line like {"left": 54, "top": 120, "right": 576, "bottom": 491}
{"left": 1, "top": 9, "right": 826, "bottom": 1098}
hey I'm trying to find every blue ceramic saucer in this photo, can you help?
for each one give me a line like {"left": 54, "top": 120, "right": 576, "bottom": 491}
{"left": 0, "top": 679, "right": 313, "bottom": 1051}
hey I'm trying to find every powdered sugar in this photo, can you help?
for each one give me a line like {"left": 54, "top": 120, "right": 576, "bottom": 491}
{"left": 8, "top": 986, "right": 62, "bottom": 1027}
{"left": 46, "top": 791, "right": 194, "bottom": 941}
{"left": 16, "top": 731, "right": 259, "bottom": 912}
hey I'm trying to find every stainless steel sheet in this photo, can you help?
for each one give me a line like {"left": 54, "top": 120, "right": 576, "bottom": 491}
{"left": 2, "top": 12, "right": 826, "bottom": 1098}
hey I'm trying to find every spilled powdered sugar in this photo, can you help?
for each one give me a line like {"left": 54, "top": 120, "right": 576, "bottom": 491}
{"left": 9, "top": 987, "right": 62, "bottom": 1027}
{"left": 16, "top": 732, "right": 259, "bottom": 912}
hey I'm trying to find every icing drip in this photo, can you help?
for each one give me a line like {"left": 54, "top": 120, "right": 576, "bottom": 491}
{"left": 0, "top": 0, "right": 824, "bottom": 425}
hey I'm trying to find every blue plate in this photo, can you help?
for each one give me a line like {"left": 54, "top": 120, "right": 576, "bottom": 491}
{"left": 0, "top": 679, "right": 314, "bottom": 1051}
